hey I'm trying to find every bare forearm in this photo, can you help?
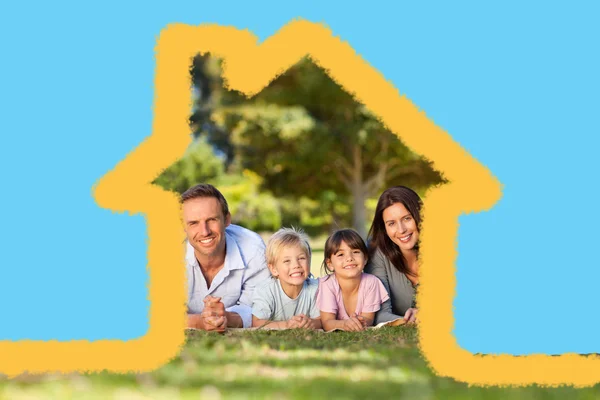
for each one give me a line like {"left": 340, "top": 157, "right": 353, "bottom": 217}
{"left": 310, "top": 318, "right": 323, "bottom": 330}
{"left": 252, "top": 317, "right": 288, "bottom": 329}
{"left": 322, "top": 319, "right": 347, "bottom": 332}
{"left": 225, "top": 311, "right": 243, "bottom": 328}
{"left": 360, "top": 313, "right": 376, "bottom": 327}
{"left": 187, "top": 314, "right": 205, "bottom": 330}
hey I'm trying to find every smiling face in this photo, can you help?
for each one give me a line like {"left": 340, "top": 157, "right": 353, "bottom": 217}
{"left": 382, "top": 202, "right": 419, "bottom": 254}
{"left": 182, "top": 196, "right": 231, "bottom": 261}
{"left": 326, "top": 240, "right": 367, "bottom": 280}
{"left": 269, "top": 244, "right": 310, "bottom": 292}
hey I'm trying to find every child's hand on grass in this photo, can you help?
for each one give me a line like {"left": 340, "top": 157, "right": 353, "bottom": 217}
{"left": 356, "top": 315, "right": 372, "bottom": 328}
{"left": 294, "top": 314, "right": 320, "bottom": 330}
{"left": 342, "top": 316, "right": 365, "bottom": 332}
{"left": 303, "top": 317, "right": 321, "bottom": 330}
{"left": 286, "top": 314, "right": 314, "bottom": 329}
{"left": 286, "top": 315, "right": 304, "bottom": 329}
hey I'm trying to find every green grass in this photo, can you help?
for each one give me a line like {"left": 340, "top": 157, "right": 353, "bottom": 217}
{"left": 2, "top": 328, "right": 600, "bottom": 399}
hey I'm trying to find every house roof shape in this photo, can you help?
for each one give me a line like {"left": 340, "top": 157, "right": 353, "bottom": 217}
{"left": 89, "top": 20, "right": 586, "bottom": 387}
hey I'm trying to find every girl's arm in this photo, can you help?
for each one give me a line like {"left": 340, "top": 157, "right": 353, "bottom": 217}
{"left": 308, "top": 317, "right": 322, "bottom": 330}
{"left": 358, "top": 312, "right": 376, "bottom": 327}
{"left": 321, "top": 311, "right": 364, "bottom": 332}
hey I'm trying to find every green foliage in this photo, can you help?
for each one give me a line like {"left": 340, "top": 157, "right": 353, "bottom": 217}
{"left": 158, "top": 55, "right": 445, "bottom": 236}
{"left": 153, "top": 140, "right": 282, "bottom": 232}
{"left": 153, "top": 136, "right": 224, "bottom": 194}
{"left": 151, "top": 137, "right": 343, "bottom": 233}
{"left": 218, "top": 58, "right": 443, "bottom": 196}
{"left": 189, "top": 56, "right": 444, "bottom": 234}
{"left": 217, "top": 170, "right": 282, "bottom": 232}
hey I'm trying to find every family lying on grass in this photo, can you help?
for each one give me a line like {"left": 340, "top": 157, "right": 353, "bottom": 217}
{"left": 184, "top": 183, "right": 420, "bottom": 333}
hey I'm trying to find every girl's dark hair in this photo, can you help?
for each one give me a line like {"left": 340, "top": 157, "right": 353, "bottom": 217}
{"left": 367, "top": 186, "right": 422, "bottom": 277}
{"left": 321, "top": 229, "right": 368, "bottom": 277}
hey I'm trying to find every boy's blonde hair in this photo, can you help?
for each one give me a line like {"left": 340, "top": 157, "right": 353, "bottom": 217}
{"left": 266, "top": 227, "right": 312, "bottom": 266}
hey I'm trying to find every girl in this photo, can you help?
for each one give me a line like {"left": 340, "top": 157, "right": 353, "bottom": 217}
{"left": 365, "top": 186, "right": 422, "bottom": 325}
{"left": 317, "top": 229, "right": 389, "bottom": 332}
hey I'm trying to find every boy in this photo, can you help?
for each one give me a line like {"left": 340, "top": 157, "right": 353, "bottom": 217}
{"left": 252, "top": 227, "right": 321, "bottom": 329}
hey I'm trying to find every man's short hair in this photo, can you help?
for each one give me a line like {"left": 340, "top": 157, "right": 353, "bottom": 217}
{"left": 181, "top": 183, "right": 229, "bottom": 217}
{"left": 266, "top": 227, "right": 312, "bottom": 266}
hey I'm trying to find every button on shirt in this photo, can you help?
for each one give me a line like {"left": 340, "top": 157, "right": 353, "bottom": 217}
{"left": 186, "top": 224, "right": 270, "bottom": 328}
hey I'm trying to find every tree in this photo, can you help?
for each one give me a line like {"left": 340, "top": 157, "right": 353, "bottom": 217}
{"left": 153, "top": 131, "right": 283, "bottom": 232}
{"left": 153, "top": 136, "right": 225, "bottom": 194}
{"left": 192, "top": 57, "right": 444, "bottom": 237}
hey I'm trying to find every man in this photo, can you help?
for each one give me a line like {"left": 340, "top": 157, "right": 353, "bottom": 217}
{"left": 182, "top": 183, "right": 270, "bottom": 331}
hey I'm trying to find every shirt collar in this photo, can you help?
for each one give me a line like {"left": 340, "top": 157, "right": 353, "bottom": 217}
{"left": 185, "top": 228, "right": 246, "bottom": 271}
{"left": 223, "top": 228, "right": 246, "bottom": 271}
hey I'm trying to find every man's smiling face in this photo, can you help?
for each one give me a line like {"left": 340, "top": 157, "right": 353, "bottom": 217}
{"left": 183, "top": 196, "right": 231, "bottom": 261}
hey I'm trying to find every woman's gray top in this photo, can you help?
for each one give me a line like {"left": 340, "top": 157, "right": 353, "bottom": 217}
{"left": 364, "top": 248, "right": 416, "bottom": 324}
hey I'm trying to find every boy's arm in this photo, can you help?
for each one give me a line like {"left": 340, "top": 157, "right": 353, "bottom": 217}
{"left": 307, "top": 283, "right": 323, "bottom": 330}
{"left": 308, "top": 317, "right": 322, "bottom": 330}
{"left": 252, "top": 314, "right": 320, "bottom": 330}
{"left": 252, "top": 315, "right": 289, "bottom": 329}
{"left": 295, "top": 314, "right": 322, "bottom": 330}
{"left": 235, "top": 248, "right": 272, "bottom": 328}
{"left": 250, "top": 279, "right": 280, "bottom": 328}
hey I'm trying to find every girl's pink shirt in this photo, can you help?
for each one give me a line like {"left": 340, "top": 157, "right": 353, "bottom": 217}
{"left": 316, "top": 273, "right": 390, "bottom": 320}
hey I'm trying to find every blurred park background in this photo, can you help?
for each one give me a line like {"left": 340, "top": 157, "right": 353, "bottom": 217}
{"left": 153, "top": 54, "right": 444, "bottom": 240}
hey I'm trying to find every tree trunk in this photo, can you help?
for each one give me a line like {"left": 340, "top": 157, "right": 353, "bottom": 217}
{"left": 352, "top": 187, "right": 368, "bottom": 239}
{"left": 350, "top": 144, "right": 368, "bottom": 239}
{"left": 338, "top": 141, "right": 392, "bottom": 240}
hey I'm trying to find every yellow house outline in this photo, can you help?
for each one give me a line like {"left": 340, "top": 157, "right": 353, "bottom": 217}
{"left": 3, "top": 20, "right": 591, "bottom": 386}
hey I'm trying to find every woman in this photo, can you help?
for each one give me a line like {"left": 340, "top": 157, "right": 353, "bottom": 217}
{"left": 365, "top": 186, "right": 422, "bottom": 324}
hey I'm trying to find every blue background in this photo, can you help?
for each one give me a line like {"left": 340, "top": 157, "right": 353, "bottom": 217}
{"left": 0, "top": 1, "right": 598, "bottom": 353}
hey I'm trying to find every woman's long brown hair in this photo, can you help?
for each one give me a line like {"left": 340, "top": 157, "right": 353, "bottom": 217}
{"left": 367, "top": 186, "right": 422, "bottom": 277}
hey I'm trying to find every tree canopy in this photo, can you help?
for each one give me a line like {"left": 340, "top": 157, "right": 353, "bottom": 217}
{"left": 155, "top": 54, "right": 444, "bottom": 237}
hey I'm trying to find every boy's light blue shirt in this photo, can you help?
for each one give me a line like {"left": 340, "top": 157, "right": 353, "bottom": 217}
{"left": 252, "top": 277, "right": 320, "bottom": 322}
{"left": 186, "top": 224, "right": 271, "bottom": 328}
